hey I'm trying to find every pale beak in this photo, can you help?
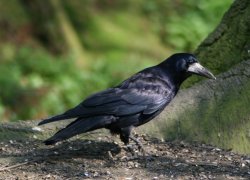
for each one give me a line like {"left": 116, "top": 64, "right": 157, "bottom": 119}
{"left": 187, "top": 62, "right": 216, "bottom": 80}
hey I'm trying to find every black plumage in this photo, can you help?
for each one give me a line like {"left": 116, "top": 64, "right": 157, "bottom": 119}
{"left": 38, "top": 53, "right": 215, "bottom": 145}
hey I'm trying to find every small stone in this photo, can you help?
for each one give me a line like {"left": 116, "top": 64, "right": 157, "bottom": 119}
{"left": 32, "top": 126, "right": 43, "bottom": 132}
{"left": 226, "top": 156, "right": 232, "bottom": 161}
{"left": 84, "top": 172, "right": 89, "bottom": 177}
{"left": 127, "top": 161, "right": 134, "bottom": 168}
{"left": 159, "top": 174, "right": 164, "bottom": 178}
{"left": 93, "top": 171, "right": 99, "bottom": 177}
{"left": 54, "top": 151, "right": 58, "bottom": 155}
{"left": 213, "top": 148, "right": 221, "bottom": 152}
{"left": 182, "top": 148, "right": 189, "bottom": 153}
{"left": 245, "top": 159, "right": 250, "bottom": 164}
{"left": 134, "top": 162, "right": 139, "bottom": 168}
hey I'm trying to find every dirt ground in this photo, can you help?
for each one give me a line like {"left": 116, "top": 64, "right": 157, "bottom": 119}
{"left": 0, "top": 132, "right": 250, "bottom": 180}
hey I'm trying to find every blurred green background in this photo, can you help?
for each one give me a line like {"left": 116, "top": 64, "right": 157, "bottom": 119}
{"left": 0, "top": 0, "right": 232, "bottom": 121}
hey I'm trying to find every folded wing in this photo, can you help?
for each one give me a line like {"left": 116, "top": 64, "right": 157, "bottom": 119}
{"left": 39, "top": 73, "right": 174, "bottom": 125}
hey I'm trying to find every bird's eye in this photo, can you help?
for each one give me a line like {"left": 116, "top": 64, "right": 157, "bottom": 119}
{"left": 186, "top": 60, "right": 192, "bottom": 66}
{"left": 189, "top": 56, "right": 197, "bottom": 64}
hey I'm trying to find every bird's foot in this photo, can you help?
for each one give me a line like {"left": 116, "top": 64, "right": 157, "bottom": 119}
{"left": 122, "top": 144, "right": 139, "bottom": 156}
{"left": 117, "top": 134, "right": 154, "bottom": 168}
{"left": 129, "top": 136, "right": 146, "bottom": 155}
{"left": 129, "top": 136, "right": 154, "bottom": 167}
{"left": 120, "top": 143, "right": 153, "bottom": 168}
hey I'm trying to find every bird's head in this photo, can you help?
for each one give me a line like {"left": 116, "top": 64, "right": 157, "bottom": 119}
{"left": 164, "top": 53, "right": 216, "bottom": 81}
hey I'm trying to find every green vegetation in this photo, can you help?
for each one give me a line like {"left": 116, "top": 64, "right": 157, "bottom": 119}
{"left": 0, "top": 0, "right": 232, "bottom": 120}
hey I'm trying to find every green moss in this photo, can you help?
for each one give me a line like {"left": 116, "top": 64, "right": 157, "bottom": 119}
{"left": 161, "top": 80, "right": 250, "bottom": 153}
{"left": 189, "top": 1, "right": 250, "bottom": 86}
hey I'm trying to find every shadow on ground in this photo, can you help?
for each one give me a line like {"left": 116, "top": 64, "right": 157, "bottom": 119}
{"left": 0, "top": 134, "right": 249, "bottom": 179}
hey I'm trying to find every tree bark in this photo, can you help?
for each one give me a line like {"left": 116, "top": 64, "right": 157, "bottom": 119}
{"left": 140, "top": 0, "right": 250, "bottom": 154}
{"left": 196, "top": 0, "right": 250, "bottom": 74}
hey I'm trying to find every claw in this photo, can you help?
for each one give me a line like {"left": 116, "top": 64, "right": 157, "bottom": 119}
{"left": 129, "top": 136, "right": 152, "bottom": 167}
{"left": 129, "top": 136, "right": 145, "bottom": 155}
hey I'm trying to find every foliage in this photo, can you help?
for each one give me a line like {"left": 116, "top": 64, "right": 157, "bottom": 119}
{"left": 142, "top": 0, "right": 232, "bottom": 51}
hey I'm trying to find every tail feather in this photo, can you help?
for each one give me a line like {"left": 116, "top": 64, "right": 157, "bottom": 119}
{"left": 38, "top": 105, "right": 85, "bottom": 126}
{"left": 43, "top": 116, "right": 113, "bottom": 145}
{"left": 38, "top": 113, "right": 71, "bottom": 126}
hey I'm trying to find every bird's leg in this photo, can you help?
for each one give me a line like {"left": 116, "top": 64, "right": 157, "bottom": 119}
{"left": 119, "top": 127, "right": 149, "bottom": 162}
{"left": 119, "top": 127, "right": 139, "bottom": 158}
{"left": 129, "top": 135, "right": 151, "bottom": 167}
{"left": 120, "top": 133, "right": 151, "bottom": 167}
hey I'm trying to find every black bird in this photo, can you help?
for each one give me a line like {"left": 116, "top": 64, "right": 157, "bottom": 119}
{"left": 38, "top": 53, "right": 215, "bottom": 146}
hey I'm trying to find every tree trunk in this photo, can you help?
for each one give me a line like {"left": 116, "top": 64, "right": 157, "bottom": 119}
{"left": 140, "top": 0, "right": 250, "bottom": 154}
{"left": 50, "top": 0, "right": 88, "bottom": 67}
{"left": 21, "top": 0, "right": 88, "bottom": 67}
{"left": 197, "top": 0, "right": 250, "bottom": 73}
{"left": 20, "top": 0, "right": 66, "bottom": 54}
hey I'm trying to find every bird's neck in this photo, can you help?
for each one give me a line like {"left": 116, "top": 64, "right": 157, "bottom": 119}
{"left": 158, "top": 64, "right": 190, "bottom": 88}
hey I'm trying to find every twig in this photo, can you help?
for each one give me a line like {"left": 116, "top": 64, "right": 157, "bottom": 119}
{"left": 107, "top": 151, "right": 114, "bottom": 160}
{"left": 0, "top": 159, "right": 39, "bottom": 171}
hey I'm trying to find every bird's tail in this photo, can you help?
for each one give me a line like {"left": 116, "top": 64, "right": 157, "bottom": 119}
{"left": 38, "top": 105, "right": 85, "bottom": 126}
{"left": 38, "top": 113, "right": 71, "bottom": 126}
{"left": 44, "top": 116, "right": 112, "bottom": 145}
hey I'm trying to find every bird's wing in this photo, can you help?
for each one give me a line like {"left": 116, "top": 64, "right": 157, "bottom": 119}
{"left": 39, "top": 72, "right": 175, "bottom": 125}
{"left": 119, "top": 75, "right": 176, "bottom": 115}
{"left": 81, "top": 73, "right": 175, "bottom": 116}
